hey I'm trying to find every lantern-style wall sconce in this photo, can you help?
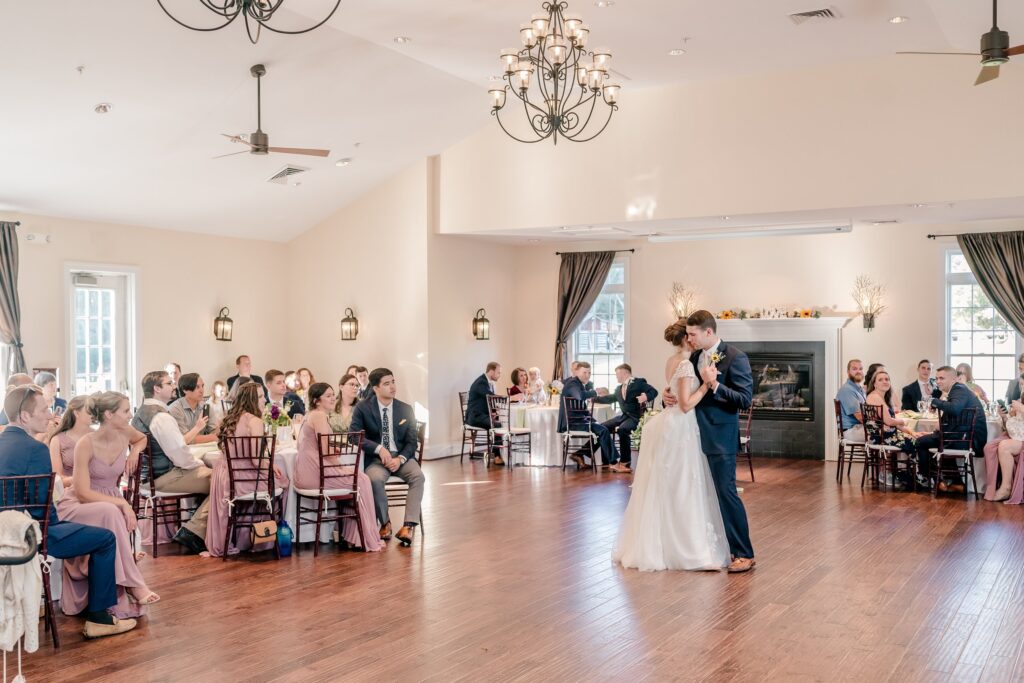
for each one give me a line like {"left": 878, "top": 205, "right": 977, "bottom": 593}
{"left": 213, "top": 307, "right": 233, "bottom": 341}
{"left": 472, "top": 308, "right": 490, "bottom": 340}
{"left": 340, "top": 308, "right": 359, "bottom": 341}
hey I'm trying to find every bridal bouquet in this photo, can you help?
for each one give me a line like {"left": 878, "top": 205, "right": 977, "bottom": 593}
{"left": 631, "top": 409, "right": 662, "bottom": 451}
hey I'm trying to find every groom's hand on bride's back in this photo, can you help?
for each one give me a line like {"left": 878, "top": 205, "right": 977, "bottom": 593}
{"left": 662, "top": 388, "right": 678, "bottom": 407}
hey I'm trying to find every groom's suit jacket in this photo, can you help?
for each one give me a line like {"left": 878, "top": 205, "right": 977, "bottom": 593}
{"left": 689, "top": 342, "right": 753, "bottom": 456}
{"left": 349, "top": 396, "right": 419, "bottom": 468}
{"left": 594, "top": 377, "right": 658, "bottom": 421}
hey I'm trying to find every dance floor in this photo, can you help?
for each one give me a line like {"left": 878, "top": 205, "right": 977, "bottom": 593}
{"left": 24, "top": 457, "right": 1024, "bottom": 682}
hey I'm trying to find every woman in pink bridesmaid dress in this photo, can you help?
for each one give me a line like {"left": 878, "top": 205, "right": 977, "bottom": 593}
{"left": 47, "top": 395, "right": 92, "bottom": 489}
{"left": 56, "top": 392, "right": 160, "bottom": 618}
{"left": 205, "top": 382, "right": 291, "bottom": 557}
{"left": 295, "top": 383, "right": 382, "bottom": 552}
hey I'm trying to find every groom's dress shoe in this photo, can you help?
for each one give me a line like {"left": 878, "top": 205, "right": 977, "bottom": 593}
{"left": 395, "top": 525, "right": 415, "bottom": 547}
{"left": 727, "top": 557, "right": 756, "bottom": 573}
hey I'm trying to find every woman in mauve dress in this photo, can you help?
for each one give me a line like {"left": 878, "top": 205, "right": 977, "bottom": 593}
{"left": 56, "top": 392, "right": 160, "bottom": 618}
{"left": 47, "top": 395, "right": 93, "bottom": 489}
{"left": 295, "top": 383, "right": 381, "bottom": 552}
{"left": 205, "top": 382, "right": 290, "bottom": 557}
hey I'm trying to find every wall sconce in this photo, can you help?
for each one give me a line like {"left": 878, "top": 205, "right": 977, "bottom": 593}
{"left": 213, "top": 307, "right": 233, "bottom": 341}
{"left": 472, "top": 308, "right": 490, "bottom": 340}
{"left": 851, "top": 275, "right": 886, "bottom": 332}
{"left": 340, "top": 307, "right": 359, "bottom": 341}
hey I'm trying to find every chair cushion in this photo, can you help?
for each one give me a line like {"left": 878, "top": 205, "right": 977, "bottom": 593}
{"left": 294, "top": 486, "right": 354, "bottom": 497}
{"left": 493, "top": 428, "right": 531, "bottom": 435}
{"left": 386, "top": 476, "right": 409, "bottom": 485}
{"left": 936, "top": 448, "right": 972, "bottom": 457}
{"left": 230, "top": 488, "right": 284, "bottom": 501}
{"left": 565, "top": 430, "right": 594, "bottom": 438}
{"left": 464, "top": 425, "right": 486, "bottom": 432}
{"left": 140, "top": 489, "right": 193, "bottom": 499}
{"left": 739, "top": 436, "right": 750, "bottom": 444}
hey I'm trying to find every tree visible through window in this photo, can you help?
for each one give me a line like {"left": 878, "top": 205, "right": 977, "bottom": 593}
{"left": 571, "top": 261, "right": 627, "bottom": 391}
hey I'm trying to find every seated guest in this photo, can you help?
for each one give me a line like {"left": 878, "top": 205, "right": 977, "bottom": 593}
{"left": 265, "top": 369, "right": 306, "bottom": 422}
{"left": 355, "top": 366, "right": 372, "bottom": 401}
{"left": 328, "top": 374, "right": 360, "bottom": 432}
{"left": 168, "top": 373, "right": 217, "bottom": 445}
{"left": 865, "top": 370, "right": 923, "bottom": 489}
{"left": 34, "top": 372, "right": 67, "bottom": 415}
{"left": 0, "top": 384, "right": 136, "bottom": 638}
{"left": 835, "top": 359, "right": 867, "bottom": 443}
{"left": 901, "top": 359, "right": 937, "bottom": 411}
{"left": 955, "top": 362, "right": 989, "bottom": 403}
{"left": 131, "top": 370, "right": 212, "bottom": 554}
{"left": 293, "top": 382, "right": 381, "bottom": 552}
{"left": 527, "top": 367, "right": 546, "bottom": 403}
{"left": 864, "top": 363, "right": 886, "bottom": 391}
{"left": 594, "top": 363, "right": 658, "bottom": 473}
{"left": 48, "top": 395, "right": 93, "bottom": 488}
{"left": 165, "top": 363, "right": 183, "bottom": 403}
{"left": 57, "top": 391, "right": 159, "bottom": 617}
{"left": 558, "top": 361, "right": 615, "bottom": 469}
{"left": 350, "top": 368, "right": 426, "bottom": 546}
{"left": 984, "top": 396, "right": 1024, "bottom": 501}
{"left": 1006, "top": 354, "right": 1024, "bottom": 403}
{"left": 916, "top": 365, "right": 987, "bottom": 492}
{"left": 561, "top": 361, "right": 595, "bottom": 392}
{"left": 466, "top": 362, "right": 504, "bottom": 466}
{"left": 204, "top": 383, "right": 292, "bottom": 557}
{"left": 0, "top": 373, "right": 34, "bottom": 426}
{"left": 508, "top": 367, "right": 530, "bottom": 403}
{"left": 226, "top": 355, "right": 267, "bottom": 395}
{"left": 345, "top": 364, "right": 359, "bottom": 377}
{"left": 295, "top": 367, "right": 315, "bottom": 402}
{"left": 209, "top": 380, "right": 228, "bottom": 428}
{"left": 284, "top": 371, "right": 299, "bottom": 393}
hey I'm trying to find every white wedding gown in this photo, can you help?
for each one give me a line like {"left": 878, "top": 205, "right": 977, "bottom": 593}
{"left": 613, "top": 359, "right": 730, "bottom": 571}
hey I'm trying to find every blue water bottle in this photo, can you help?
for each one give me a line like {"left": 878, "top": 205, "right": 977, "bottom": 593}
{"left": 277, "top": 521, "right": 293, "bottom": 557}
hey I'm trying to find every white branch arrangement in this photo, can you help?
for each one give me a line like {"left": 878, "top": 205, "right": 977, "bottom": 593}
{"left": 851, "top": 275, "right": 886, "bottom": 329}
{"left": 668, "top": 282, "right": 698, "bottom": 319}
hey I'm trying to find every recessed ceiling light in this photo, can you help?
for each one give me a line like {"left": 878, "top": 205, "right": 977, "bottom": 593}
{"left": 94, "top": 102, "right": 112, "bottom": 114}
{"left": 528, "top": 238, "right": 540, "bottom": 243}
{"left": 336, "top": 158, "right": 353, "bottom": 167}
{"left": 393, "top": 36, "right": 412, "bottom": 44}
{"left": 668, "top": 48, "right": 686, "bottom": 56}
{"left": 889, "top": 15, "right": 909, "bottom": 24}
{"left": 594, "top": 0, "right": 614, "bottom": 6}
{"left": 722, "top": 216, "right": 731, "bottom": 220}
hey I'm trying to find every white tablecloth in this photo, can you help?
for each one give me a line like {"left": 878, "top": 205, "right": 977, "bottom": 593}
{"left": 900, "top": 414, "right": 1004, "bottom": 492}
{"left": 509, "top": 403, "right": 615, "bottom": 467}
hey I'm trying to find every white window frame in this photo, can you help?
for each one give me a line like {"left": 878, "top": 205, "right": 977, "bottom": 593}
{"left": 63, "top": 263, "right": 139, "bottom": 406}
{"left": 570, "top": 255, "right": 629, "bottom": 390}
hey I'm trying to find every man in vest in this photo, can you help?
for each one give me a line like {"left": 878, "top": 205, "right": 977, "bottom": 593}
{"left": 131, "top": 370, "right": 212, "bottom": 554}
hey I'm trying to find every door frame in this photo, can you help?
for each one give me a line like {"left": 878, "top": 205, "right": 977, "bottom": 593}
{"left": 63, "top": 262, "right": 139, "bottom": 406}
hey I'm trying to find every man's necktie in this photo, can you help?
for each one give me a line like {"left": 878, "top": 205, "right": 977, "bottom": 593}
{"left": 382, "top": 406, "right": 392, "bottom": 451}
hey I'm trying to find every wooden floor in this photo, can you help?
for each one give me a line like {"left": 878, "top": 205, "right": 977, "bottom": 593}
{"left": 22, "top": 457, "right": 1024, "bottom": 682}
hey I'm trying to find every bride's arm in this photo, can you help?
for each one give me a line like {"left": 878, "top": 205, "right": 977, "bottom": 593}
{"left": 676, "top": 371, "right": 709, "bottom": 413}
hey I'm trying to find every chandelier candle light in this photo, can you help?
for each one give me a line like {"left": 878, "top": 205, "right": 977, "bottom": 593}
{"left": 489, "top": 1, "right": 620, "bottom": 144}
{"left": 157, "top": 0, "right": 342, "bottom": 45}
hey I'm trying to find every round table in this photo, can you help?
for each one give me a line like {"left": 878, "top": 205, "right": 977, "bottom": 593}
{"left": 898, "top": 412, "right": 1004, "bottom": 493}
{"left": 509, "top": 403, "right": 615, "bottom": 467}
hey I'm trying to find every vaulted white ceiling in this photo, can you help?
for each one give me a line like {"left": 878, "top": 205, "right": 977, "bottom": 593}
{"left": 1, "top": 0, "right": 1018, "bottom": 241}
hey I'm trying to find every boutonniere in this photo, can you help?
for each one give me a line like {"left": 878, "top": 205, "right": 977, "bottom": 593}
{"left": 399, "top": 418, "right": 407, "bottom": 426}
{"left": 709, "top": 350, "right": 725, "bottom": 365}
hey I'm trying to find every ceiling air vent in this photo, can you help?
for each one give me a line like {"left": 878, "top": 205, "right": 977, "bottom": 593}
{"left": 267, "top": 165, "right": 309, "bottom": 186}
{"left": 789, "top": 7, "right": 840, "bottom": 25}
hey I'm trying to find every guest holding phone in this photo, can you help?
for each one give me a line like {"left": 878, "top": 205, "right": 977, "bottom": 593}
{"left": 168, "top": 373, "right": 218, "bottom": 444}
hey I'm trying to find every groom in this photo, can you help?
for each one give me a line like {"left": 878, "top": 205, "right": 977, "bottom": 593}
{"left": 667, "top": 309, "right": 756, "bottom": 573}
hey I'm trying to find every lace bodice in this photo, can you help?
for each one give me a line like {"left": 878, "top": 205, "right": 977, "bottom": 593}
{"left": 670, "top": 360, "right": 699, "bottom": 393}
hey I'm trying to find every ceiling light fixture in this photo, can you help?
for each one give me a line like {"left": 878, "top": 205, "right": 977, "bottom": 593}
{"left": 335, "top": 158, "right": 353, "bottom": 167}
{"left": 393, "top": 36, "right": 412, "bottom": 44}
{"left": 488, "top": 1, "right": 619, "bottom": 144}
{"left": 94, "top": 103, "right": 112, "bottom": 114}
{"left": 594, "top": 0, "right": 614, "bottom": 6}
{"left": 668, "top": 48, "right": 686, "bottom": 56}
{"left": 648, "top": 222, "right": 852, "bottom": 243}
{"left": 889, "top": 16, "right": 909, "bottom": 24}
{"left": 157, "top": 0, "right": 341, "bottom": 45}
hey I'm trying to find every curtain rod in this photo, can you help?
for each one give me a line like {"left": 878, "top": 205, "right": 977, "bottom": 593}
{"left": 926, "top": 233, "right": 958, "bottom": 239}
{"left": 555, "top": 248, "right": 635, "bottom": 255}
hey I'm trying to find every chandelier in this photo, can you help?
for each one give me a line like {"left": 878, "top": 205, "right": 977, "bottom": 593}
{"left": 489, "top": 1, "right": 620, "bottom": 144}
{"left": 156, "top": 0, "right": 341, "bottom": 44}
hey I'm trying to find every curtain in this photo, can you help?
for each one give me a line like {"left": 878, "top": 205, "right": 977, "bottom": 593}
{"left": 0, "top": 223, "right": 26, "bottom": 376}
{"left": 958, "top": 231, "right": 1024, "bottom": 335}
{"left": 552, "top": 250, "right": 615, "bottom": 381}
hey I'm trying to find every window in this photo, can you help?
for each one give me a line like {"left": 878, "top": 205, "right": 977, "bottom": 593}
{"left": 73, "top": 287, "right": 116, "bottom": 395}
{"left": 572, "top": 259, "right": 627, "bottom": 391}
{"left": 946, "top": 250, "right": 1021, "bottom": 402}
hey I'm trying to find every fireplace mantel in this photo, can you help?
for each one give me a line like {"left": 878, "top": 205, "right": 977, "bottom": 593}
{"left": 717, "top": 317, "right": 853, "bottom": 460}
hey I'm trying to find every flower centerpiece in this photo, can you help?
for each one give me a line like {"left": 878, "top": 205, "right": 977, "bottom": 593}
{"left": 546, "top": 382, "right": 562, "bottom": 407}
{"left": 263, "top": 402, "right": 291, "bottom": 435}
{"left": 630, "top": 408, "right": 662, "bottom": 451}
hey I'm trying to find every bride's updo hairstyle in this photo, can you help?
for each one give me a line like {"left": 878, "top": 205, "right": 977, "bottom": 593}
{"left": 664, "top": 320, "right": 689, "bottom": 347}
{"left": 89, "top": 391, "right": 127, "bottom": 424}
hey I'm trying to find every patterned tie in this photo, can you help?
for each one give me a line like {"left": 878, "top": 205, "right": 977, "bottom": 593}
{"left": 382, "top": 406, "right": 392, "bottom": 451}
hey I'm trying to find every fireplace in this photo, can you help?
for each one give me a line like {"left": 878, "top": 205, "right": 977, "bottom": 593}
{"left": 747, "top": 352, "right": 814, "bottom": 422}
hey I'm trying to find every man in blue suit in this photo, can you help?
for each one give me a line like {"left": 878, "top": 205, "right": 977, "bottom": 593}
{"left": 915, "top": 365, "right": 988, "bottom": 492}
{"left": 557, "top": 362, "right": 615, "bottom": 469}
{"left": 0, "top": 385, "right": 136, "bottom": 638}
{"left": 465, "top": 362, "right": 504, "bottom": 466}
{"left": 683, "top": 310, "right": 756, "bottom": 573}
{"left": 593, "top": 363, "right": 658, "bottom": 472}
{"left": 900, "top": 359, "right": 937, "bottom": 411}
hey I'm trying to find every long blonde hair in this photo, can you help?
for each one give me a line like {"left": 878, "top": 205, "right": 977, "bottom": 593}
{"left": 53, "top": 395, "right": 93, "bottom": 436}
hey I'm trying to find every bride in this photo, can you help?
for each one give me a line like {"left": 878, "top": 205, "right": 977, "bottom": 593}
{"left": 613, "top": 320, "right": 730, "bottom": 571}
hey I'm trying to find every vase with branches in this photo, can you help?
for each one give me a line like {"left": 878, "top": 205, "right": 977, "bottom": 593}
{"left": 851, "top": 275, "right": 886, "bottom": 330}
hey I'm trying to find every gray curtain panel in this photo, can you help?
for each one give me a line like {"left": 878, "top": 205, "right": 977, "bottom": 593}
{"left": 0, "top": 223, "right": 26, "bottom": 375}
{"left": 958, "top": 231, "right": 1024, "bottom": 335}
{"left": 552, "top": 250, "right": 615, "bottom": 380}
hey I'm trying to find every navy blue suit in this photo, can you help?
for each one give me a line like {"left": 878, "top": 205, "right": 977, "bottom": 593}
{"left": 691, "top": 343, "right": 754, "bottom": 559}
{"left": 594, "top": 377, "right": 658, "bottom": 465}
{"left": 557, "top": 376, "right": 615, "bottom": 465}
{"left": 280, "top": 391, "right": 306, "bottom": 418}
{"left": 0, "top": 426, "right": 117, "bottom": 613}
{"left": 465, "top": 374, "right": 494, "bottom": 430}
{"left": 916, "top": 382, "right": 988, "bottom": 480}
{"left": 901, "top": 379, "right": 937, "bottom": 412}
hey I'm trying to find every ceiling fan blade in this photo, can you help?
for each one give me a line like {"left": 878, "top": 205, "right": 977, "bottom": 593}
{"left": 975, "top": 65, "right": 1000, "bottom": 85}
{"left": 212, "top": 150, "right": 251, "bottom": 159}
{"left": 220, "top": 133, "right": 254, "bottom": 147}
{"left": 267, "top": 146, "right": 330, "bottom": 157}
{"left": 1008, "top": 44, "right": 1024, "bottom": 56}
{"left": 896, "top": 51, "right": 980, "bottom": 56}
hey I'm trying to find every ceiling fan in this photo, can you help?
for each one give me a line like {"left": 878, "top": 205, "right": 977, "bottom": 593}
{"left": 216, "top": 64, "right": 330, "bottom": 158}
{"left": 898, "top": 0, "right": 1024, "bottom": 85}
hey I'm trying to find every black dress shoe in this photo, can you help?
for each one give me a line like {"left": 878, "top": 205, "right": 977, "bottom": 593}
{"left": 172, "top": 527, "right": 207, "bottom": 554}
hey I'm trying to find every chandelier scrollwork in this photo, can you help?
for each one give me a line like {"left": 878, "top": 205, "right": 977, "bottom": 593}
{"left": 489, "top": 1, "right": 620, "bottom": 144}
{"left": 156, "top": 0, "right": 341, "bottom": 44}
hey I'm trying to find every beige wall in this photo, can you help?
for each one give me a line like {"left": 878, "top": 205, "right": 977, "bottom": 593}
{"left": 1, "top": 211, "right": 288, "bottom": 402}
{"left": 439, "top": 57, "right": 1024, "bottom": 235}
